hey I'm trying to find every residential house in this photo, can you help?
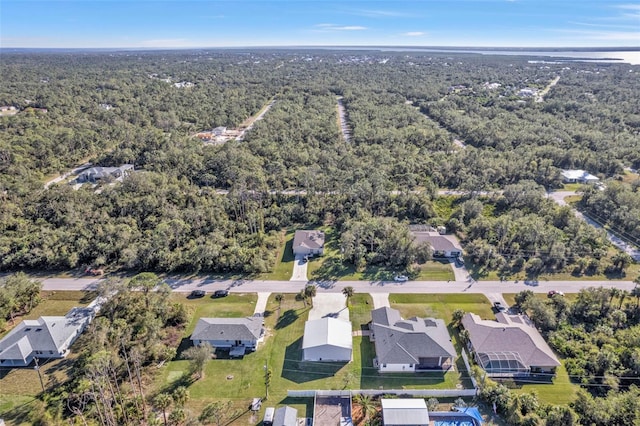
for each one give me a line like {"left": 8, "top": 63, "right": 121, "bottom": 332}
{"left": 0, "top": 306, "right": 97, "bottom": 367}
{"left": 381, "top": 399, "right": 429, "bottom": 426}
{"left": 302, "top": 317, "right": 352, "bottom": 362}
{"left": 191, "top": 317, "right": 264, "bottom": 357}
{"left": 561, "top": 169, "right": 600, "bottom": 184}
{"left": 76, "top": 165, "right": 134, "bottom": 184}
{"left": 0, "top": 106, "right": 18, "bottom": 116}
{"left": 212, "top": 126, "right": 227, "bottom": 136}
{"left": 292, "top": 230, "right": 325, "bottom": 257}
{"left": 370, "top": 307, "right": 456, "bottom": 372}
{"left": 461, "top": 312, "right": 561, "bottom": 377}
{"left": 273, "top": 406, "right": 298, "bottom": 426}
{"left": 411, "top": 231, "right": 463, "bottom": 258}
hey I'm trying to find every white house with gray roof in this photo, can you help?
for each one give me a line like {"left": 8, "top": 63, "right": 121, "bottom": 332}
{"left": 462, "top": 312, "right": 560, "bottom": 377}
{"left": 411, "top": 231, "right": 462, "bottom": 258}
{"left": 0, "top": 306, "right": 97, "bottom": 367}
{"left": 302, "top": 317, "right": 352, "bottom": 362}
{"left": 370, "top": 307, "right": 456, "bottom": 372}
{"left": 191, "top": 317, "right": 264, "bottom": 357}
{"left": 292, "top": 230, "right": 325, "bottom": 257}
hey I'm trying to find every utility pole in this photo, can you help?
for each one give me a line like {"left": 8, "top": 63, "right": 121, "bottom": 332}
{"left": 34, "top": 358, "right": 45, "bottom": 393}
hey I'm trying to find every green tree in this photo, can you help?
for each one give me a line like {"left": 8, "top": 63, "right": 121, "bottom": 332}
{"left": 199, "top": 401, "right": 235, "bottom": 426}
{"left": 153, "top": 393, "right": 172, "bottom": 426}
{"left": 342, "top": 286, "right": 354, "bottom": 306}
{"left": 182, "top": 343, "right": 212, "bottom": 380}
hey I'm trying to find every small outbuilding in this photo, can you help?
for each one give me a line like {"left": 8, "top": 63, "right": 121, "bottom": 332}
{"left": 273, "top": 406, "right": 298, "bottom": 426}
{"left": 381, "top": 398, "right": 429, "bottom": 426}
{"left": 302, "top": 317, "right": 352, "bottom": 362}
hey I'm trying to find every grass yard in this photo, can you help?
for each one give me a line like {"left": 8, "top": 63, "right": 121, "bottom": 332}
{"left": 389, "top": 293, "right": 494, "bottom": 321}
{"left": 348, "top": 293, "right": 373, "bottom": 331}
{"left": 508, "top": 362, "right": 578, "bottom": 405}
{"left": 308, "top": 227, "right": 452, "bottom": 281}
{"left": 258, "top": 229, "right": 296, "bottom": 280}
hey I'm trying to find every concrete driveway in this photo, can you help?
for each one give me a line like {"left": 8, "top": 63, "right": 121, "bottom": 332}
{"left": 371, "top": 293, "right": 390, "bottom": 309}
{"left": 308, "top": 293, "right": 349, "bottom": 321}
{"left": 290, "top": 255, "right": 308, "bottom": 281}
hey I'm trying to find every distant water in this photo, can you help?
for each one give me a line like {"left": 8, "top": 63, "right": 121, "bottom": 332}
{"left": 373, "top": 48, "right": 640, "bottom": 65}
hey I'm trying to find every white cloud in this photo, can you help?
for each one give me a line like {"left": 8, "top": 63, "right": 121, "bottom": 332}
{"left": 313, "top": 24, "right": 367, "bottom": 31}
{"left": 554, "top": 29, "right": 640, "bottom": 42}
{"left": 402, "top": 32, "right": 426, "bottom": 37}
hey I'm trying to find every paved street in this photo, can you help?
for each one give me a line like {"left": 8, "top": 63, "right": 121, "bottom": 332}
{"left": 41, "top": 276, "right": 638, "bottom": 295}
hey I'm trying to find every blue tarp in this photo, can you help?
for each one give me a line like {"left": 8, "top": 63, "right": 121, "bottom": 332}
{"left": 454, "top": 407, "right": 484, "bottom": 425}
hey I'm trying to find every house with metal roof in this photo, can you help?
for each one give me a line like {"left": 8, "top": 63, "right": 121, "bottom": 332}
{"left": 191, "top": 317, "right": 264, "bottom": 357}
{"left": 272, "top": 406, "right": 298, "bottom": 426}
{"left": 381, "top": 398, "right": 429, "bottom": 426}
{"left": 292, "top": 230, "right": 325, "bottom": 257}
{"left": 370, "top": 307, "right": 456, "bottom": 372}
{"left": 0, "top": 306, "right": 97, "bottom": 367}
{"left": 561, "top": 169, "right": 599, "bottom": 184}
{"left": 461, "top": 312, "right": 561, "bottom": 377}
{"left": 302, "top": 317, "right": 352, "bottom": 362}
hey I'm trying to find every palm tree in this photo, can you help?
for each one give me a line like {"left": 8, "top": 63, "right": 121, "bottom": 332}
{"left": 152, "top": 393, "right": 172, "bottom": 426}
{"left": 304, "top": 285, "right": 316, "bottom": 307}
{"left": 275, "top": 293, "right": 284, "bottom": 308}
{"left": 631, "top": 284, "right": 640, "bottom": 308}
{"left": 619, "top": 290, "right": 629, "bottom": 309}
{"left": 342, "top": 286, "right": 354, "bottom": 306}
{"left": 354, "top": 394, "right": 376, "bottom": 423}
{"left": 609, "top": 288, "right": 620, "bottom": 306}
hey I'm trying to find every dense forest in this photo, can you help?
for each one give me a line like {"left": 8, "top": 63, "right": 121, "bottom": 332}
{"left": 1, "top": 50, "right": 638, "bottom": 275}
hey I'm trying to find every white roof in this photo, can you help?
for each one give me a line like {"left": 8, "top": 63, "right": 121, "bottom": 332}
{"left": 561, "top": 169, "right": 599, "bottom": 181}
{"left": 302, "top": 317, "right": 352, "bottom": 350}
{"left": 381, "top": 399, "right": 429, "bottom": 425}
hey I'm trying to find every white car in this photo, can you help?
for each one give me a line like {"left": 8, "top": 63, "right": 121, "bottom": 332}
{"left": 394, "top": 275, "right": 409, "bottom": 282}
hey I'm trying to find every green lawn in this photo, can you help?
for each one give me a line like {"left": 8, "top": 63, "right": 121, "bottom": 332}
{"left": 258, "top": 229, "right": 296, "bottom": 280}
{"left": 348, "top": 293, "right": 373, "bottom": 331}
{"left": 389, "top": 293, "right": 494, "bottom": 321}
{"left": 308, "top": 227, "right": 453, "bottom": 281}
{"left": 510, "top": 362, "right": 578, "bottom": 405}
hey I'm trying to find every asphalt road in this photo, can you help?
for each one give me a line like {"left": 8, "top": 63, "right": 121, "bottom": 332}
{"left": 41, "top": 276, "right": 637, "bottom": 295}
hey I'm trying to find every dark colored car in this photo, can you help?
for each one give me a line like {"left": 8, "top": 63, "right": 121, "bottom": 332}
{"left": 213, "top": 290, "right": 229, "bottom": 298}
{"left": 189, "top": 289, "right": 206, "bottom": 298}
{"left": 494, "top": 301, "right": 507, "bottom": 312}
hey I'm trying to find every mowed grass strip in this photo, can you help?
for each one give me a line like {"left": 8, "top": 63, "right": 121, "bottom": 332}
{"left": 389, "top": 293, "right": 494, "bottom": 320}
{"left": 258, "top": 229, "right": 296, "bottom": 281}
{"left": 348, "top": 293, "right": 373, "bottom": 331}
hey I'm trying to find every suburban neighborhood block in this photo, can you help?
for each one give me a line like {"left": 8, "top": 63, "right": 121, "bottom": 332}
{"left": 302, "top": 317, "right": 352, "bottom": 362}
{"left": 461, "top": 312, "right": 560, "bottom": 377}
{"left": 369, "top": 307, "right": 456, "bottom": 372}
{"left": 190, "top": 317, "right": 264, "bottom": 357}
{"left": 292, "top": 230, "right": 325, "bottom": 257}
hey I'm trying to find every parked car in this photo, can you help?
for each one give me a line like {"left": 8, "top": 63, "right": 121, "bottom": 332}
{"left": 189, "top": 289, "right": 206, "bottom": 298}
{"left": 493, "top": 302, "right": 507, "bottom": 312}
{"left": 213, "top": 290, "right": 229, "bottom": 298}
{"left": 393, "top": 275, "right": 409, "bottom": 282}
{"left": 455, "top": 256, "right": 465, "bottom": 267}
{"left": 547, "top": 290, "right": 564, "bottom": 297}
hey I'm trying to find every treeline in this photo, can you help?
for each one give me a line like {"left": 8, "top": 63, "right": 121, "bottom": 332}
{"left": 449, "top": 182, "right": 622, "bottom": 278}
{"left": 580, "top": 181, "right": 640, "bottom": 245}
{"left": 0, "top": 272, "right": 41, "bottom": 329}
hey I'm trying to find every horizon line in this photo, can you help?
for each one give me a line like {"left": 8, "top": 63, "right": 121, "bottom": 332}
{"left": 2, "top": 45, "right": 639, "bottom": 52}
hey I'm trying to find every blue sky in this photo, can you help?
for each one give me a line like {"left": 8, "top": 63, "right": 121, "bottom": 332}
{"left": 1, "top": 0, "right": 638, "bottom": 48}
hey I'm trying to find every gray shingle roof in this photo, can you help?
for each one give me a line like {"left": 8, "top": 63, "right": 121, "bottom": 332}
{"left": 461, "top": 312, "right": 560, "bottom": 369}
{"left": 191, "top": 317, "right": 263, "bottom": 342}
{"left": 0, "top": 307, "right": 95, "bottom": 363}
{"left": 371, "top": 307, "right": 456, "bottom": 365}
{"left": 293, "top": 230, "right": 325, "bottom": 251}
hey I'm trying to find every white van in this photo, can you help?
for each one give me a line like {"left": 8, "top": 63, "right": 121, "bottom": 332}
{"left": 263, "top": 407, "right": 275, "bottom": 425}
